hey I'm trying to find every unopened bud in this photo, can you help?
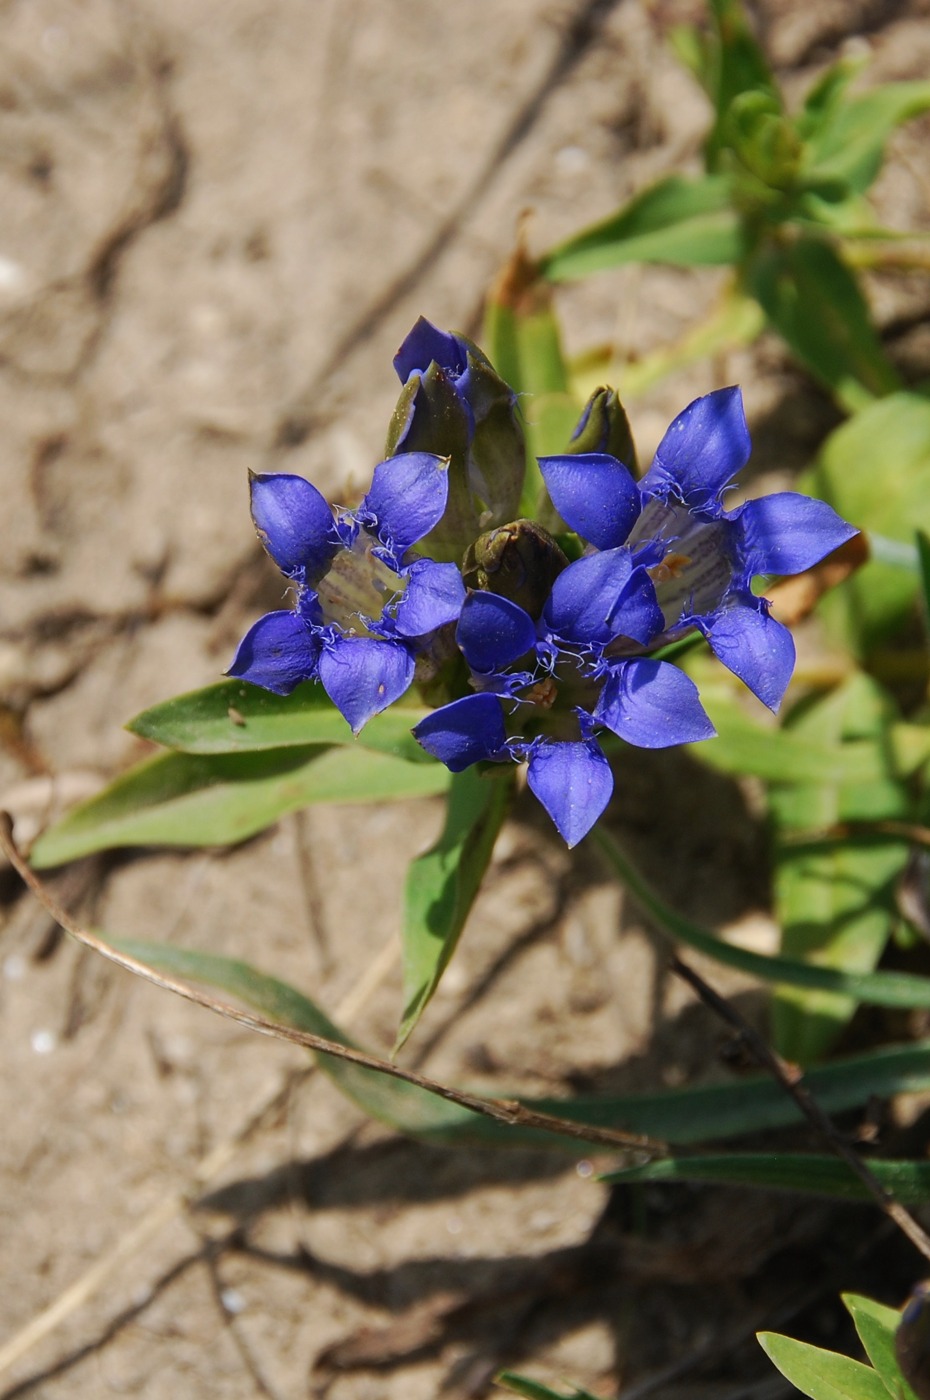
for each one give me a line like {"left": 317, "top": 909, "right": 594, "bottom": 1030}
{"left": 388, "top": 318, "right": 525, "bottom": 561}
{"left": 463, "top": 518, "right": 568, "bottom": 620}
{"left": 568, "top": 386, "right": 637, "bottom": 471}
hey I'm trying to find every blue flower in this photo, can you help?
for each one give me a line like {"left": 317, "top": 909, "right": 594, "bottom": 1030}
{"left": 539, "top": 386, "right": 858, "bottom": 711}
{"left": 228, "top": 452, "right": 466, "bottom": 733}
{"left": 413, "top": 550, "right": 715, "bottom": 847}
{"left": 414, "top": 387, "right": 857, "bottom": 846}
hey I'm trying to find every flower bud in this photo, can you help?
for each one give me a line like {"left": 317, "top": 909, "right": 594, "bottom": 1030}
{"left": 568, "top": 386, "right": 638, "bottom": 471}
{"left": 387, "top": 317, "right": 525, "bottom": 562}
{"left": 462, "top": 518, "right": 568, "bottom": 620}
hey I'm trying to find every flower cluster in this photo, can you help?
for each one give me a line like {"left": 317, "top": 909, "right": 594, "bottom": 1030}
{"left": 413, "top": 386, "right": 855, "bottom": 844}
{"left": 230, "top": 321, "right": 857, "bottom": 846}
{"left": 228, "top": 452, "right": 465, "bottom": 734}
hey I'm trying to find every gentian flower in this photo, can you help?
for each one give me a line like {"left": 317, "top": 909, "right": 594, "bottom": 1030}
{"left": 387, "top": 317, "right": 525, "bottom": 561}
{"left": 228, "top": 452, "right": 466, "bottom": 733}
{"left": 539, "top": 386, "right": 858, "bottom": 711}
{"left": 414, "top": 547, "right": 715, "bottom": 847}
{"left": 414, "top": 387, "right": 857, "bottom": 846}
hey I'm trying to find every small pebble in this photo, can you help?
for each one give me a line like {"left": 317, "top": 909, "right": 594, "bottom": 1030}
{"left": 31, "top": 1029, "right": 57, "bottom": 1055}
{"left": 3, "top": 954, "right": 26, "bottom": 981}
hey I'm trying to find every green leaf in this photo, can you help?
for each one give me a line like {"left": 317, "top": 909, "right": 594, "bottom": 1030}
{"left": 843, "top": 1294, "right": 919, "bottom": 1400}
{"left": 804, "top": 393, "right": 930, "bottom": 656}
{"left": 683, "top": 679, "right": 930, "bottom": 787}
{"left": 796, "top": 59, "right": 861, "bottom": 140}
{"left": 396, "top": 768, "right": 512, "bottom": 1051}
{"left": 515, "top": 1040, "right": 930, "bottom": 1150}
{"left": 539, "top": 176, "right": 744, "bottom": 281}
{"left": 112, "top": 935, "right": 497, "bottom": 1139}
{"left": 496, "top": 1373, "right": 598, "bottom": 1400}
{"left": 746, "top": 235, "right": 901, "bottom": 411}
{"left": 483, "top": 256, "right": 575, "bottom": 516}
{"left": 804, "top": 80, "right": 930, "bottom": 196}
{"left": 90, "top": 933, "right": 930, "bottom": 1153}
{"left": 770, "top": 674, "right": 912, "bottom": 1062}
{"left": 701, "top": 0, "right": 779, "bottom": 171}
{"left": 759, "top": 1332, "right": 897, "bottom": 1400}
{"left": 594, "top": 826, "right": 930, "bottom": 1013}
{"left": 30, "top": 745, "right": 449, "bottom": 867}
{"left": 606, "top": 1153, "right": 930, "bottom": 1207}
{"left": 129, "top": 679, "right": 431, "bottom": 761}
{"left": 917, "top": 531, "right": 930, "bottom": 631}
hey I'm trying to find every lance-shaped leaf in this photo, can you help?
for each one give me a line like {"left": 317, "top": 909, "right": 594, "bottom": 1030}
{"left": 804, "top": 78, "right": 930, "bottom": 196}
{"left": 758, "top": 1331, "right": 897, "bottom": 1400}
{"left": 30, "top": 745, "right": 449, "bottom": 867}
{"left": 594, "top": 825, "right": 930, "bottom": 1014}
{"left": 843, "top": 1294, "right": 920, "bottom": 1400}
{"left": 697, "top": 0, "right": 779, "bottom": 171}
{"left": 396, "top": 767, "right": 512, "bottom": 1051}
{"left": 770, "top": 673, "right": 912, "bottom": 1063}
{"left": 682, "top": 679, "right": 930, "bottom": 786}
{"left": 129, "top": 678, "right": 431, "bottom": 762}
{"left": 72, "top": 931, "right": 930, "bottom": 1152}
{"left": 604, "top": 1152, "right": 930, "bottom": 1206}
{"left": 539, "top": 175, "right": 743, "bottom": 281}
{"left": 746, "top": 236, "right": 901, "bottom": 411}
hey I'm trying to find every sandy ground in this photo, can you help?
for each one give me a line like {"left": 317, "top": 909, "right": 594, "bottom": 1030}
{"left": 2, "top": 1, "right": 930, "bottom": 1395}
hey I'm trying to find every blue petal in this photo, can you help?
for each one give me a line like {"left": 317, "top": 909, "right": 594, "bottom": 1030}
{"left": 735, "top": 493, "right": 858, "bottom": 577}
{"left": 318, "top": 637, "right": 414, "bottom": 734}
{"left": 226, "top": 610, "right": 319, "bottom": 695}
{"left": 250, "top": 473, "right": 337, "bottom": 579}
{"left": 413, "top": 693, "right": 507, "bottom": 772}
{"left": 642, "top": 387, "right": 751, "bottom": 504}
{"left": 526, "top": 741, "right": 613, "bottom": 847}
{"left": 393, "top": 317, "right": 468, "bottom": 382}
{"left": 545, "top": 548, "right": 630, "bottom": 643}
{"left": 537, "top": 453, "right": 640, "bottom": 549}
{"left": 705, "top": 602, "right": 795, "bottom": 712}
{"left": 545, "top": 549, "right": 661, "bottom": 647}
{"left": 457, "top": 592, "right": 537, "bottom": 673}
{"left": 391, "top": 560, "right": 465, "bottom": 638}
{"left": 360, "top": 452, "right": 449, "bottom": 557}
{"left": 595, "top": 659, "right": 716, "bottom": 748}
{"left": 614, "top": 566, "right": 666, "bottom": 645}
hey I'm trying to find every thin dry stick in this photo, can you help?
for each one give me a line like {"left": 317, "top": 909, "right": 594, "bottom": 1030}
{"left": 670, "top": 953, "right": 930, "bottom": 1265}
{"left": 0, "top": 815, "right": 662, "bottom": 1157}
